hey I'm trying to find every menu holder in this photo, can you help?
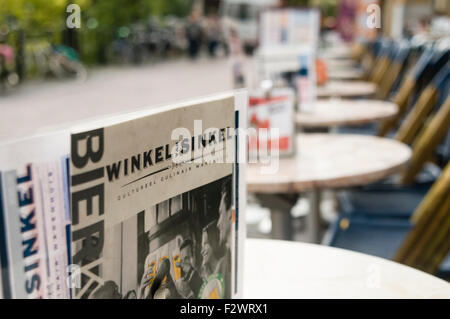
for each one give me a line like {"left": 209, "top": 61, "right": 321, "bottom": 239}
{"left": 248, "top": 87, "right": 296, "bottom": 159}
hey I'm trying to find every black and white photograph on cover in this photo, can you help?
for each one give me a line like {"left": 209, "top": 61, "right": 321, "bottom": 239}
{"left": 89, "top": 174, "right": 233, "bottom": 299}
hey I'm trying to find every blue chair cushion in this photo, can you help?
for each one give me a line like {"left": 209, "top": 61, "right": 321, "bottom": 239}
{"left": 436, "top": 254, "right": 450, "bottom": 280}
{"left": 324, "top": 215, "right": 412, "bottom": 259}
{"left": 338, "top": 183, "right": 430, "bottom": 218}
{"left": 338, "top": 164, "right": 439, "bottom": 218}
{"left": 337, "top": 123, "right": 378, "bottom": 136}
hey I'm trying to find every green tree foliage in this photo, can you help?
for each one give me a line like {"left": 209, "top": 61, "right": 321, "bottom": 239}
{"left": 282, "top": 0, "right": 310, "bottom": 7}
{"left": 310, "top": 0, "right": 337, "bottom": 17}
{"left": 0, "top": 0, "right": 68, "bottom": 33}
{"left": 77, "top": 0, "right": 193, "bottom": 63}
{"left": 0, "top": 0, "right": 193, "bottom": 64}
{"left": 0, "top": 0, "right": 192, "bottom": 31}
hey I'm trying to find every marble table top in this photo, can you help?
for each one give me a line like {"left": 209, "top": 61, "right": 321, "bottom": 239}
{"left": 296, "top": 99, "right": 398, "bottom": 128}
{"left": 247, "top": 134, "right": 411, "bottom": 193}
{"left": 325, "top": 59, "right": 358, "bottom": 70}
{"left": 320, "top": 46, "right": 354, "bottom": 59}
{"left": 317, "top": 81, "right": 377, "bottom": 98}
{"left": 243, "top": 239, "right": 450, "bottom": 298}
{"left": 328, "top": 68, "right": 364, "bottom": 80}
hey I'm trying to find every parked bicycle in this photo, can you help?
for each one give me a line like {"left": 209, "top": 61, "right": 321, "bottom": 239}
{"left": 0, "top": 43, "right": 19, "bottom": 93}
{"left": 25, "top": 40, "right": 87, "bottom": 81}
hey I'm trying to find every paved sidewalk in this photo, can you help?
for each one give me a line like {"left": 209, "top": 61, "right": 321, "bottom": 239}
{"left": 0, "top": 57, "right": 237, "bottom": 141}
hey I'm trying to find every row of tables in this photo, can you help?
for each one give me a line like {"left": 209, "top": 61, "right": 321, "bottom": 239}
{"left": 248, "top": 73, "right": 406, "bottom": 242}
{"left": 244, "top": 49, "right": 450, "bottom": 297}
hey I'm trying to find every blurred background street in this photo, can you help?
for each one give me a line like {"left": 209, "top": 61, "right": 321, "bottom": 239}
{"left": 0, "top": 57, "right": 238, "bottom": 140}
{"left": 1, "top": 0, "right": 339, "bottom": 140}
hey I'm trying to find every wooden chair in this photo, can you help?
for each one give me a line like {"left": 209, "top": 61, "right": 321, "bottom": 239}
{"left": 335, "top": 61, "right": 449, "bottom": 223}
{"left": 359, "top": 39, "right": 382, "bottom": 80}
{"left": 377, "top": 47, "right": 448, "bottom": 137}
{"left": 395, "top": 63, "right": 449, "bottom": 145}
{"left": 394, "top": 163, "right": 450, "bottom": 274}
{"left": 368, "top": 40, "right": 394, "bottom": 84}
{"left": 350, "top": 40, "right": 366, "bottom": 62}
{"left": 326, "top": 162, "right": 450, "bottom": 277}
{"left": 400, "top": 94, "right": 450, "bottom": 185}
{"left": 338, "top": 93, "right": 449, "bottom": 218}
{"left": 375, "top": 41, "right": 411, "bottom": 100}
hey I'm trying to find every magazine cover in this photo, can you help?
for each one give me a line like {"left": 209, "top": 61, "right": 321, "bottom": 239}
{"left": 1, "top": 166, "right": 49, "bottom": 299}
{"left": 70, "top": 92, "right": 246, "bottom": 299}
{"left": 0, "top": 133, "right": 70, "bottom": 299}
{"left": 248, "top": 88, "right": 295, "bottom": 158}
{"left": 33, "top": 161, "right": 70, "bottom": 298}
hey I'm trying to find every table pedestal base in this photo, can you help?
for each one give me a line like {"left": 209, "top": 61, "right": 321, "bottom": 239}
{"left": 307, "top": 190, "right": 322, "bottom": 243}
{"left": 254, "top": 192, "right": 324, "bottom": 243}
{"left": 271, "top": 209, "right": 292, "bottom": 240}
{"left": 255, "top": 194, "right": 298, "bottom": 241}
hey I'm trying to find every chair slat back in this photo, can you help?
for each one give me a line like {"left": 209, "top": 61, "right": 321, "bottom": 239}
{"left": 395, "top": 63, "right": 450, "bottom": 145}
{"left": 369, "top": 41, "right": 395, "bottom": 84}
{"left": 360, "top": 46, "right": 374, "bottom": 79}
{"left": 367, "top": 40, "right": 391, "bottom": 76}
{"left": 421, "top": 201, "right": 450, "bottom": 274}
{"left": 377, "top": 47, "right": 447, "bottom": 136}
{"left": 400, "top": 95, "right": 450, "bottom": 185}
{"left": 362, "top": 38, "right": 388, "bottom": 80}
{"left": 394, "top": 163, "right": 450, "bottom": 273}
{"left": 376, "top": 42, "right": 411, "bottom": 100}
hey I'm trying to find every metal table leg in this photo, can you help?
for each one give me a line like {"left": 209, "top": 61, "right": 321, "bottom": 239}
{"left": 307, "top": 190, "right": 322, "bottom": 243}
{"left": 270, "top": 208, "right": 292, "bottom": 240}
{"left": 255, "top": 193, "right": 299, "bottom": 241}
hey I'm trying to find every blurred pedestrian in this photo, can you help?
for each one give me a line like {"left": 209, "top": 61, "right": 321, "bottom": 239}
{"left": 185, "top": 12, "right": 203, "bottom": 59}
{"left": 336, "top": 0, "right": 356, "bottom": 42}
{"left": 206, "top": 15, "right": 221, "bottom": 58}
{"left": 227, "top": 27, "right": 245, "bottom": 89}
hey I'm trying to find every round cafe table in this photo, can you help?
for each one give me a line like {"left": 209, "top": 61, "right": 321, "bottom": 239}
{"left": 328, "top": 68, "right": 364, "bottom": 80}
{"left": 317, "top": 81, "right": 377, "bottom": 98}
{"left": 320, "top": 46, "right": 353, "bottom": 59}
{"left": 296, "top": 99, "right": 398, "bottom": 129}
{"left": 243, "top": 239, "right": 450, "bottom": 298}
{"left": 246, "top": 134, "right": 411, "bottom": 242}
{"left": 325, "top": 58, "right": 357, "bottom": 70}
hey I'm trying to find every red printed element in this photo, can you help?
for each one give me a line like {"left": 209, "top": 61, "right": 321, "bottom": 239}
{"left": 250, "top": 113, "right": 271, "bottom": 129}
{"left": 249, "top": 96, "right": 289, "bottom": 107}
{"left": 249, "top": 136, "right": 291, "bottom": 151}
